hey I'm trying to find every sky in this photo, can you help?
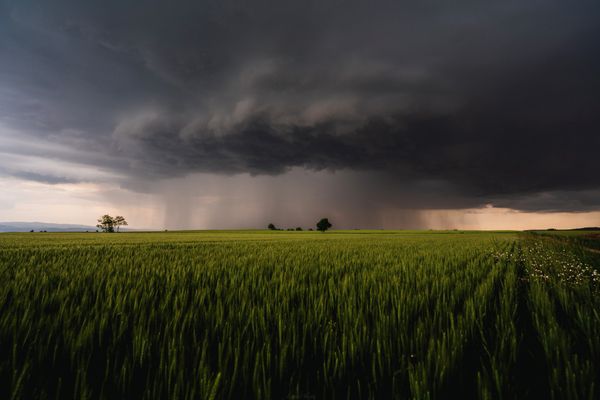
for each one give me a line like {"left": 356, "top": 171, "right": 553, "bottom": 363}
{"left": 1, "top": 0, "right": 599, "bottom": 230}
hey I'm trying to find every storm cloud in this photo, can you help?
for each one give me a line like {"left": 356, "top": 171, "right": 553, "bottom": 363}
{"left": 1, "top": 0, "right": 600, "bottom": 216}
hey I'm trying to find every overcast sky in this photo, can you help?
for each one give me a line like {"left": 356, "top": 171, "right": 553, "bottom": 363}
{"left": 1, "top": 0, "right": 599, "bottom": 229}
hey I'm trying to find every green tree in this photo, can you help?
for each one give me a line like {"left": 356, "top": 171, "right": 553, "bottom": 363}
{"left": 114, "top": 216, "right": 128, "bottom": 232}
{"left": 96, "top": 215, "right": 115, "bottom": 233}
{"left": 268, "top": 223, "right": 277, "bottom": 230}
{"left": 316, "top": 218, "right": 332, "bottom": 232}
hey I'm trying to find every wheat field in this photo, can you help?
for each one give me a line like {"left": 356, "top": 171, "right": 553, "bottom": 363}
{"left": 0, "top": 230, "right": 598, "bottom": 399}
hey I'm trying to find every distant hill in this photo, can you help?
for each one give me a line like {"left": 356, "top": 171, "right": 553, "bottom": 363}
{"left": 0, "top": 222, "right": 98, "bottom": 232}
{"left": 571, "top": 227, "right": 600, "bottom": 231}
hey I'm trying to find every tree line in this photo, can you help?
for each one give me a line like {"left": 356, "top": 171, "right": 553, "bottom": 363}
{"left": 94, "top": 215, "right": 331, "bottom": 233}
{"left": 268, "top": 218, "right": 332, "bottom": 232}
{"left": 96, "top": 215, "right": 128, "bottom": 233}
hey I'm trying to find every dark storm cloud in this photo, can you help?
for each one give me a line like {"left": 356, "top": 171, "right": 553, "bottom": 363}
{"left": 2, "top": 169, "right": 78, "bottom": 185}
{"left": 1, "top": 0, "right": 600, "bottom": 211}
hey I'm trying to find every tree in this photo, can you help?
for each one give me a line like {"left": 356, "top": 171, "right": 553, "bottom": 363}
{"left": 96, "top": 215, "right": 115, "bottom": 233}
{"left": 316, "top": 218, "right": 332, "bottom": 232}
{"left": 114, "top": 216, "right": 128, "bottom": 232}
{"left": 268, "top": 223, "right": 277, "bottom": 230}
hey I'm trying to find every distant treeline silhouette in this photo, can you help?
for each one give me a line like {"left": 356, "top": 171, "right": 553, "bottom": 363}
{"left": 268, "top": 218, "right": 332, "bottom": 232}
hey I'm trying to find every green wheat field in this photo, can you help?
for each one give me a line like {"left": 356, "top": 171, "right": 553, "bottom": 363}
{"left": 1, "top": 230, "right": 599, "bottom": 399}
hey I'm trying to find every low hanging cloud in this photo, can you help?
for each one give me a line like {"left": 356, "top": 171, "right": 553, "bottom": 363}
{"left": 1, "top": 0, "right": 600, "bottom": 214}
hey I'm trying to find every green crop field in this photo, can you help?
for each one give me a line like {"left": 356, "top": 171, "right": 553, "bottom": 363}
{"left": 1, "top": 230, "right": 599, "bottom": 399}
